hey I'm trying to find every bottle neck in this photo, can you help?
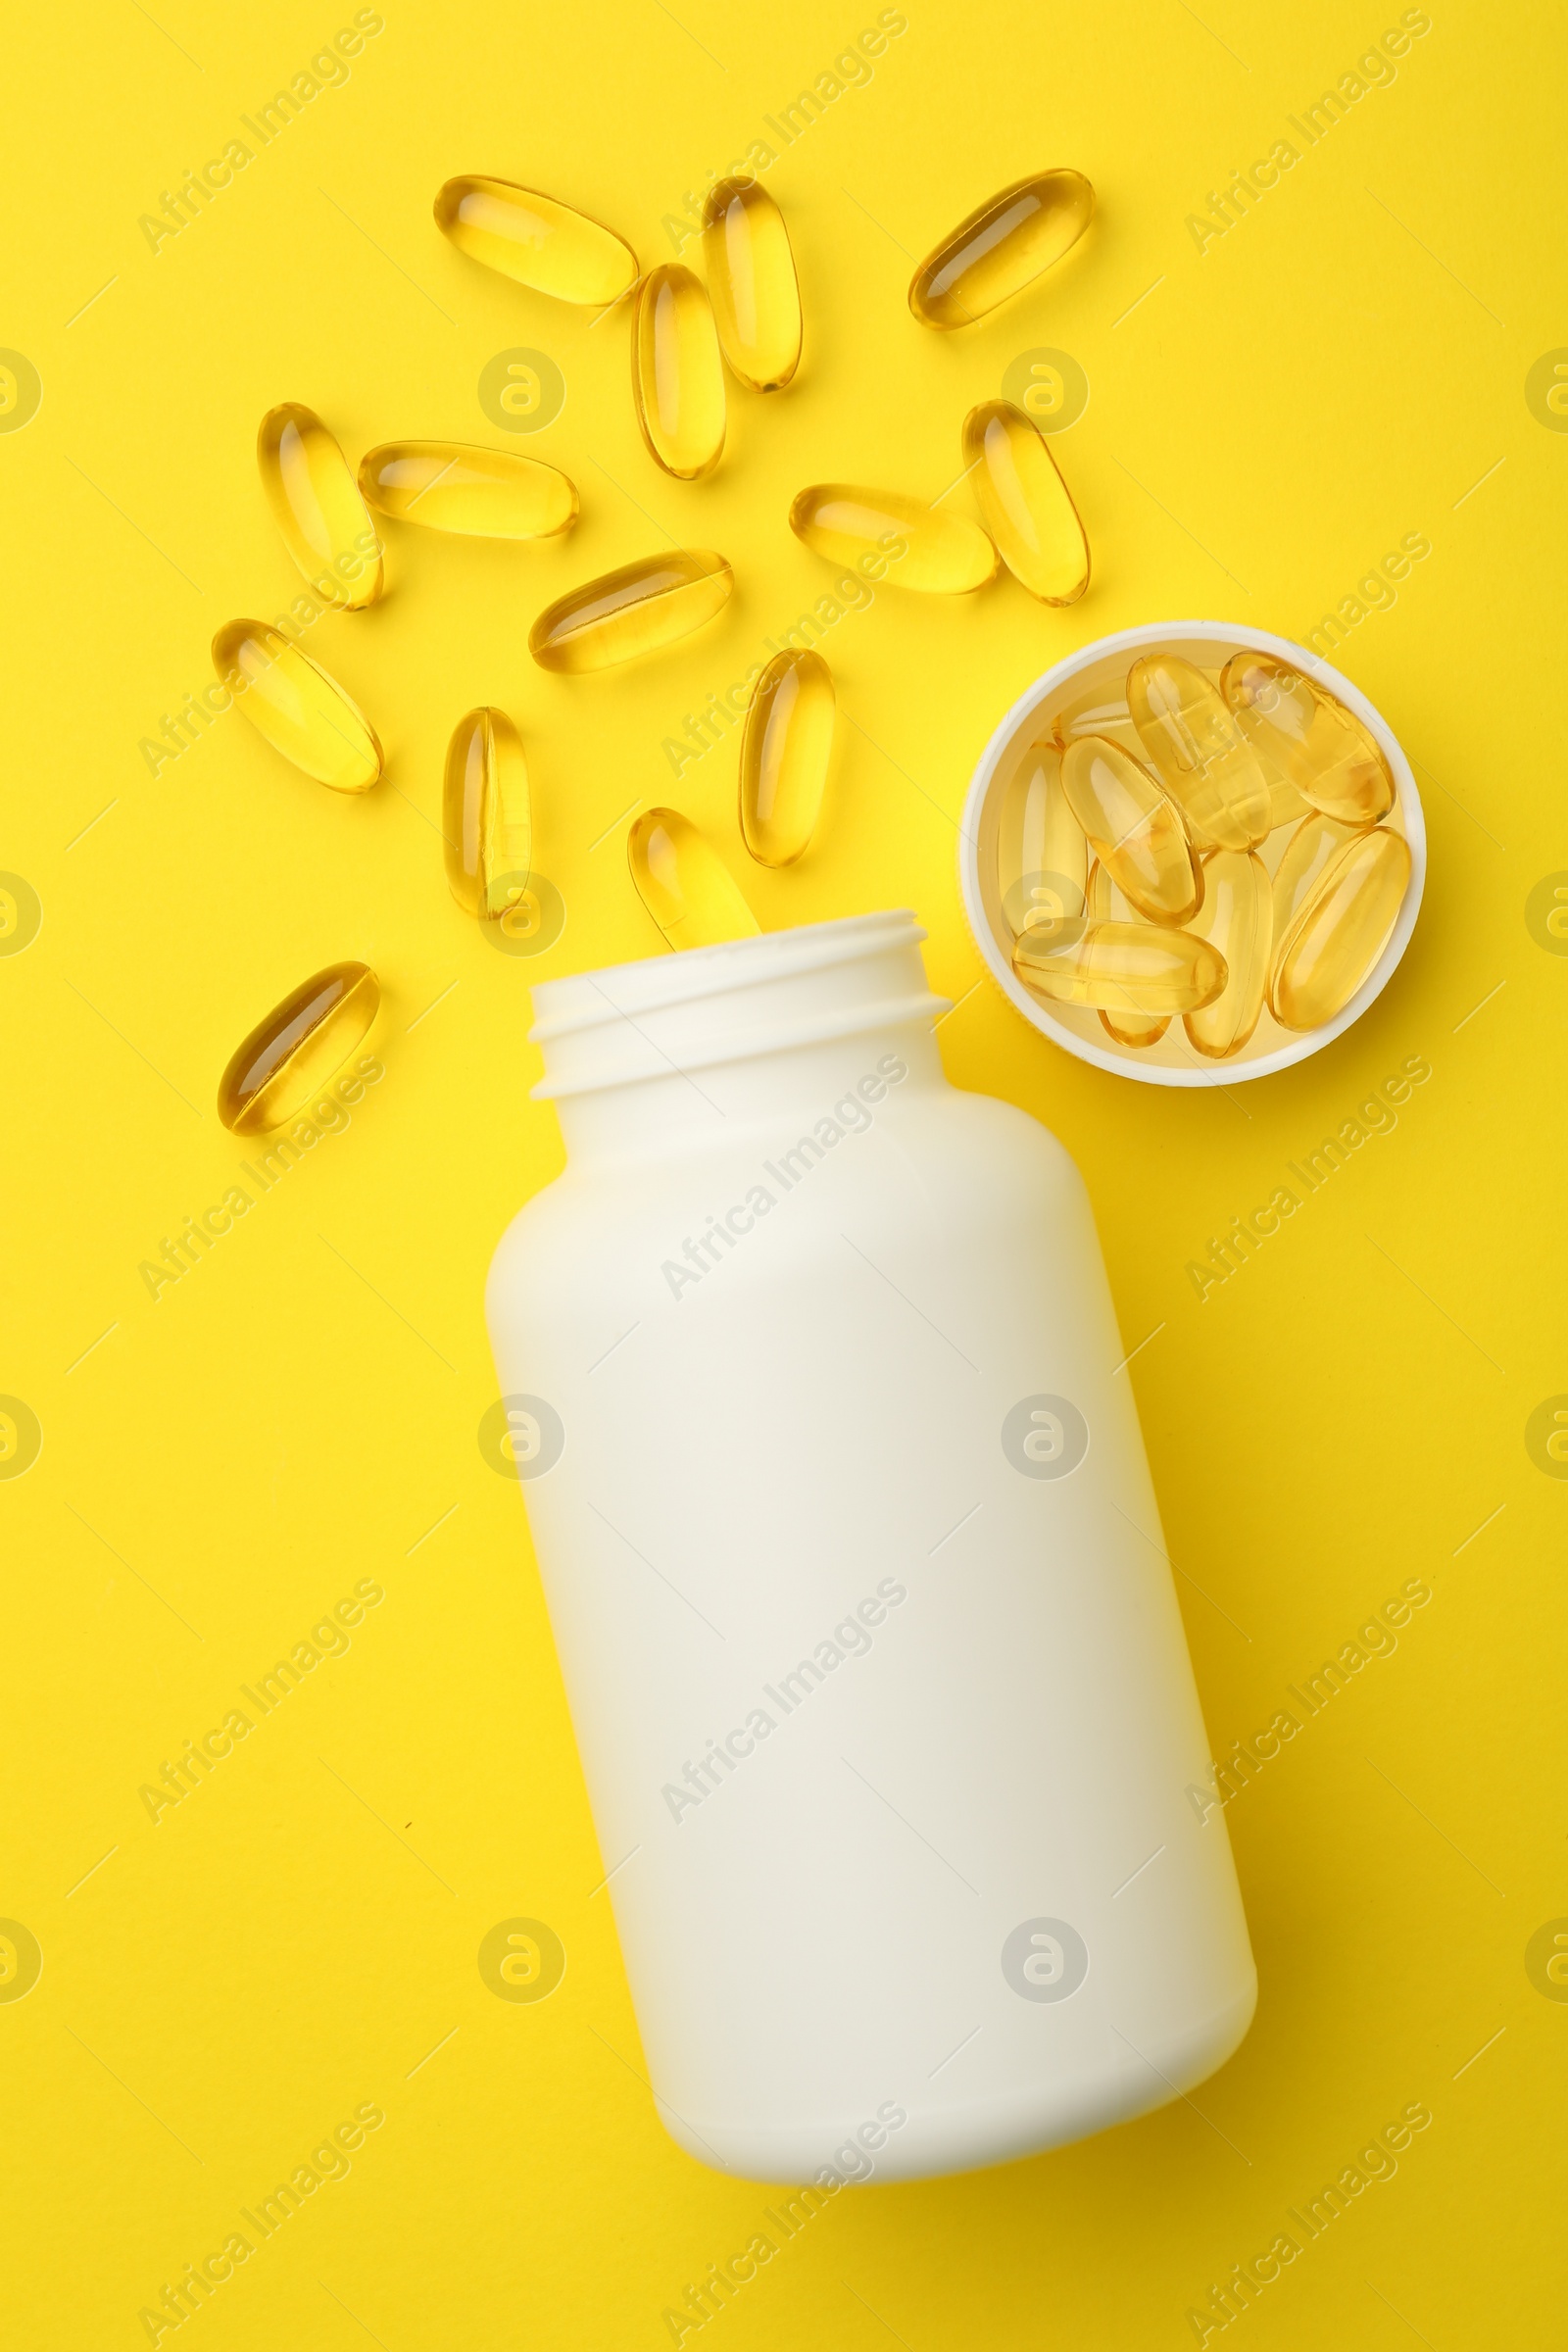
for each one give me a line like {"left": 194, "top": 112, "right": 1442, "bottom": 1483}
{"left": 527, "top": 911, "right": 952, "bottom": 1161}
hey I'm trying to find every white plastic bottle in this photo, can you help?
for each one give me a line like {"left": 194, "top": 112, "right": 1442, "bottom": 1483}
{"left": 486, "top": 910, "right": 1254, "bottom": 2182}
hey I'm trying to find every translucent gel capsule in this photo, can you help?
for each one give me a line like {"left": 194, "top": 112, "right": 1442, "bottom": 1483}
{"left": 444, "top": 708, "right": 531, "bottom": 922}
{"left": 739, "top": 650, "right": 834, "bottom": 866}
{"left": 529, "top": 551, "right": 732, "bottom": 673}
{"left": 1128, "top": 655, "right": 1271, "bottom": 851}
{"left": 1184, "top": 850, "right": 1271, "bottom": 1060}
{"left": 1051, "top": 687, "right": 1145, "bottom": 764}
{"left": 1220, "top": 653, "right": 1396, "bottom": 826}
{"left": 213, "top": 620, "right": 382, "bottom": 792}
{"left": 433, "top": 175, "right": 637, "bottom": 305}
{"left": 1058, "top": 737, "right": 1201, "bottom": 925}
{"left": 1270, "top": 827, "right": 1411, "bottom": 1031}
{"left": 628, "top": 808, "right": 760, "bottom": 952}
{"left": 359, "top": 441, "right": 576, "bottom": 539}
{"left": 996, "top": 740, "right": 1087, "bottom": 936}
{"left": 218, "top": 962, "right": 378, "bottom": 1135}
{"left": 908, "top": 169, "right": 1094, "bottom": 329}
{"left": 1085, "top": 860, "right": 1167, "bottom": 1047}
{"left": 789, "top": 484, "right": 997, "bottom": 594}
{"left": 258, "top": 404, "right": 384, "bottom": 610}
{"left": 1013, "top": 919, "right": 1225, "bottom": 1014}
{"left": 702, "top": 176, "right": 802, "bottom": 391}
{"left": 961, "top": 400, "right": 1089, "bottom": 605}
{"left": 632, "top": 265, "right": 726, "bottom": 479}
{"left": 1271, "top": 810, "right": 1363, "bottom": 947}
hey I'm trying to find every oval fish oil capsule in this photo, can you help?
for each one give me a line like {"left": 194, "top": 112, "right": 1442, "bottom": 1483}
{"left": 359, "top": 441, "right": 577, "bottom": 539}
{"left": 529, "top": 550, "right": 733, "bottom": 672}
{"left": 1127, "top": 655, "right": 1271, "bottom": 850}
{"left": 1013, "top": 919, "right": 1225, "bottom": 1014}
{"left": 1184, "top": 849, "right": 1271, "bottom": 1059}
{"left": 1059, "top": 737, "right": 1201, "bottom": 925}
{"left": 218, "top": 962, "right": 378, "bottom": 1135}
{"left": 789, "top": 483, "right": 997, "bottom": 593}
{"left": 908, "top": 169, "right": 1094, "bottom": 328}
{"left": 632, "top": 265, "right": 726, "bottom": 479}
{"left": 258, "top": 404, "right": 384, "bottom": 610}
{"left": 628, "top": 808, "right": 760, "bottom": 952}
{"left": 961, "top": 400, "right": 1089, "bottom": 605}
{"left": 739, "top": 650, "right": 834, "bottom": 866}
{"left": 444, "top": 708, "right": 531, "bottom": 922}
{"left": 1220, "top": 653, "right": 1395, "bottom": 826}
{"left": 1051, "top": 687, "right": 1145, "bottom": 765}
{"left": 702, "top": 176, "right": 802, "bottom": 391}
{"left": 433, "top": 175, "right": 637, "bottom": 305}
{"left": 213, "top": 620, "right": 382, "bottom": 792}
{"left": 1269, "top": 826, "right": 1411, "bottom": 1031}
{"left": 1271, "top": 810, "right": 1364, "bottom": 946}
{"left": 996, "top": 740, "right": 1087, "bottom": 937}
{"left": 1085, "top": 860, "right": 1167, "bottom": 1046}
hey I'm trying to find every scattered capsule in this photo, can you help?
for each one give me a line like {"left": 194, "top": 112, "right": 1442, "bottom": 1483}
{"left": 961, "top": 400, "right": 1089, "bottom": 605}
{"left": 218, "top": 962, "right": 379, "bottom": 1135}
{"left": 1220, "top": 653, "right": 1396, "bottom": 826}
{"left": 1270, "top": 827, "right": 1411, "bottom": 1031}
{"left": 740, "top": 650, "right": 834, "bottom": 866}
{"left": 1184, "top": 850, "right": 1271, "bottom": 1060}
{"left": 790, "top": 484, "right": 997, "bottom": 593}
{"left": 908, "top": 169, "right": 1094, "bottom": 329}
{"left": 444, "top": 708, "right": 531, "bottom": 923}
{"left": 702, "top": 176, "right": 802, "bottom": 391}
{"left": 632, "top": 265, "right": 726, "bottom": 479}
{"left": 433, "top": 175, "right": 637, "bottom": 305}
{"left": 1271, "top": 810, "right": 1365, "bottom": 947}
{"left": 996, "top": 739, "right": 1088, "bottom": 937}
{"left": 258, "top": 404, "right": 384, "bottom": 610}
{"left": 628, "top": 808, "right": 760, "bottom": 952}
{"left": 1085, "top": 860, "right": 1167, "bottom": 1047}
{"left": 529, "top": 550, "right": 733, "bottom": 673}
{"left": 1013, "top": 919, "right": 1225, "bottom": 1015}
{"left": 359, "top": 441, "right": 576, "bottom": 539}
{"left": 213, "top": 620, "right": 382, "bottom": 792}
{"left": 1128, "top": 655, "right": 1272, "bottom": 850}
{"left": 1058, "top": 737, "right": 1201, "bottom": 925}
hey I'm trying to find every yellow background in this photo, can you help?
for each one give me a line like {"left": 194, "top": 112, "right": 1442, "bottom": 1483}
{"left": 5, "top": 0, "right": 1562, "bottom": 2341}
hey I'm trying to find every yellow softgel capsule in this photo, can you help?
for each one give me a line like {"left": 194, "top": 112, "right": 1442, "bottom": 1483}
{"left": 961, "top": 400, "right": 1089, "bottom": 605}
{"left": 1270, "top": 827, "right": 1411, "bottom": 1031}
{"left": 258, "top": 403, "right": 384, "bottom": 610}
{"left": 701, "top": 176, "right": 802, "bottom": 391}
{"left": 529, "top": 551, "right": 733, "bottom": 673}
{"left": 1128, "top": 655, "right": 1271, "bottom": 851}
{"left": 214, "top": 620, "right": 382, "bottom": 793}
{"left": 1051, "top": 687, "right": 1144, "bottom": 764}
{"left": 908, "top": 169, "right": 1094, "bottom": 329}
{"left": 359, "top": 441, "right": 576, "bottom": 539}
{"left": 632, "top": 265, "right": 726, "bottom": 479}
{"left": 444, "top": 708, "right": 531, "bottom": 922}
{"left": 1058, "top": 736, "right": 1201, "bottom": 926}
{"left": 1184, "top": 850, "right": 1271, "bottom": 1060}
{"left": 789, "top": 484, "right": 997, "bottom": 593}
{"left": 628, "top": 808, "right": 760, "bottom": 952}
{"left": 433, "top": 175, "right": 637, "bottom": 305}
{"left": 218, "top": 963, "right": 378, "bottom": 1135}
{"left": 1085, "top": 860, "right": 1167, "bottom": 1047}
{"left": 1013, "top": 919, "right": 1225, "bottom": 1014}
{"left": 996, "top": 740, "right": 1087, "bottom": 936}
{"left": 740, "top": 650, "right": 834, "bottom": 866}
{"left": 1220, "top": 653, "right": 1396, "bottom": 827}
{"left": 1271, "top": 810, "right": 1364, "bottom": 946}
